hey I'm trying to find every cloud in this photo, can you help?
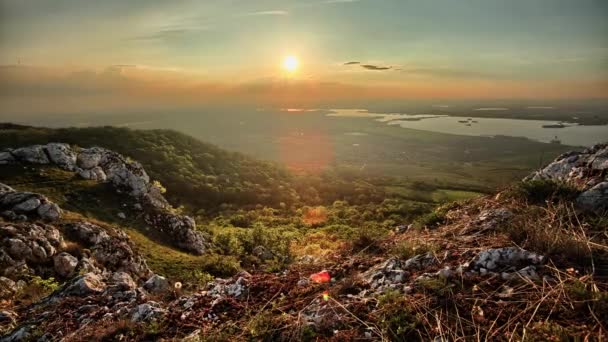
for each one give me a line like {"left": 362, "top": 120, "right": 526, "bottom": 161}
{"left": 361, "top": 64, "right": 391, "bottom": 71}
{"left": 241, "top": 10, "right": 288, "bottom": 16}
{"left": 130, "top": 28, "right": 201, "bottom": 41}
{"left": 344, "top": 61, "right": 360, "bottom": 65}
{"left": 388, "top": 66, "right": 505, "bottom": 79}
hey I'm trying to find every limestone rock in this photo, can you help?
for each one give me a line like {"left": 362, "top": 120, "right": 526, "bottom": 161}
{"left": 36, "top": 202, "right": 62, "bottom": 221}
{"left": 12, "top": 197, "right": 41, "bottom": 213}
{"left": 470, "top": 247, "right": 544, "bottom": 272}
{"left": 110, "top": 272, "right": 137, "bottom": 291}
{"left": 131, "top": 301, "right": 166, "bottom": 322}
{"left": 404, "top": 252, "right": 438, "bottom": 270}
{"left": 45, "top": 143, "right": 76, "bottom": 170}
{"left": 77, "top": 147, "right": 105, "bottom": 169}
{"left": 576, "top": 182, "right": 608, "bottom": 212}
{"left": 0, "top": 151, "right": 15, "bottom": 165}
{"left": 53, "top": 252, "right": 79, "bottom": 277}
{"left": 145, "top": 213, "right": 208, "bottom": 255}
{"left": 362, "top": 258, "right": 410, "bottom": 291}
{"left": 64, "top": 273, "right": 106, "bottom": 296}
{"left": 527, "top": 143, "right": 608, "bottom": 212}
{"left": 64, "top": 222, "right": 151, "bottom": 279}
{"left": 144, "top": 274, "right": 170, "bottom": 294}
{"left": 11, "top": 145, "right": 49, "bottom": 164}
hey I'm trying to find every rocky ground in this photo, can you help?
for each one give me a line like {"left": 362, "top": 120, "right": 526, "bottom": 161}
{"left": 0, "top": 143, "right": 607, "bottom": 341}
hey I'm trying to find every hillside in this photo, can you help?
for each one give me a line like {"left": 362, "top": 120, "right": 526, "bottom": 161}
{"left": 0, "top": 127, "right": 606, "bottom": 341}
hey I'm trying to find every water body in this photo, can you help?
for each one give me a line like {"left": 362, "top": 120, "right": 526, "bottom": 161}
{"left": 327, "top": 109, "right": 608, "bottom": 147}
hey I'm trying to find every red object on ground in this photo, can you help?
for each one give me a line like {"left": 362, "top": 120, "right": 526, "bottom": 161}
{"left": 310, "top": 271, "right": 331, "bottom": 283}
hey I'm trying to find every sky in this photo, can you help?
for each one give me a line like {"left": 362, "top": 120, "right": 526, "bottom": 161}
{"left": 1, "top": 0, "right": 607, "bottom": 114}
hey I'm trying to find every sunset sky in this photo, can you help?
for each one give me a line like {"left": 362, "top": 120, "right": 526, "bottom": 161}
{"left": 1, "top": 0, "right": 607, "bottom": 113}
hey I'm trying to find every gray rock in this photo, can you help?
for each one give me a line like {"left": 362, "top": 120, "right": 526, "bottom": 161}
{"left": 0, "top": 152, "right": 15, "bottom": 165}
{"left": 7, "top": 238, "right": 31, "bottom": 260}
{"left": 131, "top": 301, "right": 166, "bottom": 322}
{"left": 501, "top": 266, "right": 540, "bottom": 281}
{"left": 362, "top": 258, "right": 411, "bottom": 290}
{"left": 526, "top": 143, "right": 608, "bottom": 212}
{"left": 64, "top": 222, "right": 151, "bottom": 278}
{"left": 144, "top": 274, "right": 170, "bottom": 294}
{"left": 145, "top": 213, "right": 208, "bottom": 255}
{"left": 209, "top": 276, "right": 249, "bottom": 298}
{"left": 110, "top": 272, "right": 137, "bottom": 291}
{"left": 11, "top": 145, "right": 49, "bottom": 164}
{"left": 117, "top": 212, "right": 126, "bottom": 219}
{"left": 45, "top": 143, "right": 77, "bottom": 170}
{"left": 470, "top": 247, "right": 544, "bottom": 272}
{"left": 64, "top": 273, "right": 106, "bottom": 296}
{"left": 12, "top": 197, "right": 41, "bottom": 213}
{"left": 77, "top": 147, "right": 106, "bottom": 169}
{"left": 36, "top": 202, "right": 62, "bottom": 221}
{"left": 404, "top": 252, "right": 438, "bottom": 270}
{"left": 78, "top": 166, "right": 107, "bottom": 181}
{"left": 576, "top": 182, "right": 608, "bottom": 212}
{"left": 53, "top": 252, "right": 79, "bottom": 277}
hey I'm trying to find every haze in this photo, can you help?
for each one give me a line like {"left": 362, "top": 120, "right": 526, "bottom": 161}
{"left": 1, "top": 0, "right": 607, "bottom": 117}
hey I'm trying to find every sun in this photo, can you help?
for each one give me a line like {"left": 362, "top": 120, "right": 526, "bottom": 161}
{"left": 282, "top": 55, "right": 299, "bottom": 72}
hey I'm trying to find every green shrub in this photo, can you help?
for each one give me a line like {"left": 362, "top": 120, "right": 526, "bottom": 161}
{"left": 376, "top": 290, "right": 421, "bottom": 340}
{"left": 511, "top": 180, "right": 579, "bottom": 203}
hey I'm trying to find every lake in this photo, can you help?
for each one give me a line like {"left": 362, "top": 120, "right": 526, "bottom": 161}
{"left": 327, "top": 109, "right": 608, "bottom": 147}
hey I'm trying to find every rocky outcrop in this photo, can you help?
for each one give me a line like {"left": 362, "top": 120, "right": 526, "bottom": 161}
{"left": 63, "top": 222, "right": 151, "bottom": 279}
{"left": 144, "top": 213, "right": 208, "bottom": 255}
{"left": 0, "top": 222, "right": 65, "bottom": 278}
{"left": 528, "top": 143, "right": 608, "bottom": 211}
{"left": 1, "top": 144, "right": 209, "bottom": 254}
{"left": 0, "top": 184, "right": 62, "bottom": 221}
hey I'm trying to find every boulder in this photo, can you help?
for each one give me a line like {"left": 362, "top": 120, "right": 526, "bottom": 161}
{"left": 576, "top": 182, "right": 608, "bottom": 212}
{"left": 11, "top": 145, "right": 49, "bottom": 164}
{"left": 144, "top": 275, "right": 170, "bottom": 294}
{"left": 145, "top": 213, "right": 208, "bottom": 255}
{"left": 76, "top": 147, "right": 106, "bottom": 169}
{"left": 0, "top": 151, "right": 15, "bottom": 165}
{"left": 110, "top": 272, "right": 137, "bottom": 291}
{"left": 64, "top": 273, "right": 106, "bottom": 296}
{"left": 78, "top": 166, "right": 106, "bottom": 182}
{"left": 53, "top": 252, "right": 79, "bottom": 277}
{"left": 45, "top": 143, "right": 77, "bottom": 170}
{"left": 12, "top": 197, "right": 41, "bottom": 213}
{"left": 36, "top": 202, "right": 62, "bottom": 221}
